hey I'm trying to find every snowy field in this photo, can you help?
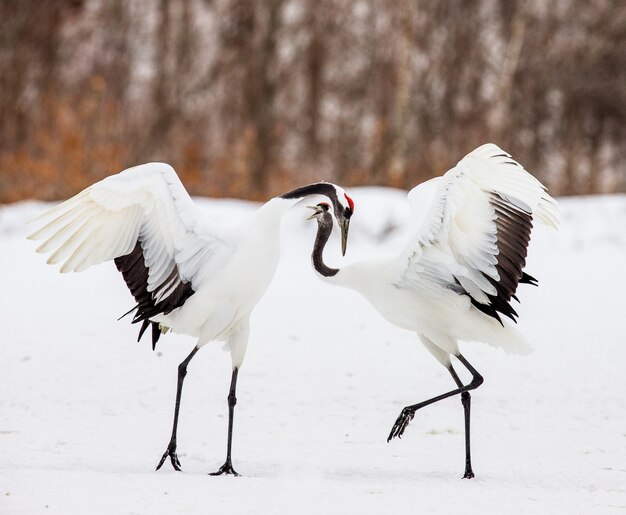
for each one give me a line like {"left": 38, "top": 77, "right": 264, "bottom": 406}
{"left": 1, "top": 190, "right": 625, "bottom": 514}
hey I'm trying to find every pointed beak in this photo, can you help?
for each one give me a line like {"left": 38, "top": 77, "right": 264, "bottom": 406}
{"left": 339, "top": 218, "right": 350, "bottom": 256}
{"left": 306, "top": 205, "right": 321, "bottom": 220}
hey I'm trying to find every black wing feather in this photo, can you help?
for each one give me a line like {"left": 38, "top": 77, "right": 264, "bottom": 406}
{"left": 114, "top": 241, "right": 195, "bottom": 349}
{"left": 466, "top": 193, "right": 537, "bottom": 325}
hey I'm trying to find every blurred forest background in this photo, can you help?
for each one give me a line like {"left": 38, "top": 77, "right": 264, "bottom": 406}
{"left": 1, "top": 0, "right": 625, "bottom": 204}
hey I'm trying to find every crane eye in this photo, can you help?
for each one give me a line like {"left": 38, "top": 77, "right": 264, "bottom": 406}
{"left": 318, "top": 202, "right": 330, "bottom": 211}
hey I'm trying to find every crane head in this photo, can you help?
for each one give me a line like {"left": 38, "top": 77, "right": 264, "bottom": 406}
{"left": 307, "top": 202, "right": 345, "bottom": 250}
{"left": 338, "top": 194, "right": 354, "bottom": 256}
{"left": 325, "top": 187, "right": 353, "bottom": 256}
{"left": 308, "top": 197, "right": 352, "bottom": 256}
{"left": 307, "top": 202, "right": 332, "bottom": 221}
{"left": 280, "top": 182, "right": 354, "bottom": 255}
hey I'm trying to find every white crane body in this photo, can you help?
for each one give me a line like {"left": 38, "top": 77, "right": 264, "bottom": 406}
{"left": 330, "top": 257, "right": 531, "bottom": 360}
{"left": 307, "top": 143, "right": 559, "bottom": 478}
{"left": 29, "top": 162, "right": 355, "bottom": 475}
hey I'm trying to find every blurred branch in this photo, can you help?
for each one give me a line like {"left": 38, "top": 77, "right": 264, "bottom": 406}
{"left": 0, "top": 0, "right": 624, "bottom": 203}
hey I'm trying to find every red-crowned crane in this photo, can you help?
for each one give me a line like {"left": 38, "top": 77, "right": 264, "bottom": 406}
{"left": 28, "top": 163, "right": 354, "bottom": 476}
{"left": 305, "top": 144, "right": 559, "bottom": 478}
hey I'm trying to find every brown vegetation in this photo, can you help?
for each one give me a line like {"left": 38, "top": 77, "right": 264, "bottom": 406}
{"left": 1, "top": 0, "right": 624, "bottom": 204}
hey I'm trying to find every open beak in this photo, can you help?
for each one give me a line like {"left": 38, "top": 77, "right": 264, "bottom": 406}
{"left": 307, "top": 205, "right": 350, "bottom": 256}
{"left": 306, "top": 205, "right": 322, "bottom": 220}
{"left": 339, "top": 218, "right": 350, "bottom": 256}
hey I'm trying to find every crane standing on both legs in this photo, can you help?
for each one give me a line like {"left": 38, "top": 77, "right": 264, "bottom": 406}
{"left": 306, "top": 144, "right": 560, "bottom": 478}
{"left": 28, "top": 164, "right": 354, "bottom": 476}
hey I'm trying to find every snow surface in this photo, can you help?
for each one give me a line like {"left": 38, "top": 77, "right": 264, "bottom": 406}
{"left": 1, "top": 190, "right": 625, "bottom": 514}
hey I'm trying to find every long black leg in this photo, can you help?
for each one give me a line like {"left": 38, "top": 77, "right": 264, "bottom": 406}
{"left": 387, "top": 352, "right": 483, "bottom": 450}
{"left": 448, "top": 364, "right": 475, "bottom": 479}
{"left": 210, "top": 367, "right": 240, "bottom": 476}
{"left": 156, "top": 346, "right": 200, "bottom": 471}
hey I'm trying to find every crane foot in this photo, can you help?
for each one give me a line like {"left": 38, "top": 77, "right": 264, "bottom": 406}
{"left": 463, "top": 470, "right": 475, "bottom": 479}
{"left": 387, "top": 406, "right": 416, "bottom": 442}
{"left": 209, "top": 460, "right": 240, "bottom": 476}
{"left": 156, "top": 441, "right": 182, "bottom": 471}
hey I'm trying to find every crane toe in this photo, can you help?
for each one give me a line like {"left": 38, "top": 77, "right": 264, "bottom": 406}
{"left": 156, "top": 442, "right": 182, "bottom": 471}
{"left": 463, "top": 469, "right": 475, "bottom": 479}
{"left": 387, "top": 406, "right": 417, "bottom": 442}
{"left": 209, "top": 460, "right": 240, "bottom": 477}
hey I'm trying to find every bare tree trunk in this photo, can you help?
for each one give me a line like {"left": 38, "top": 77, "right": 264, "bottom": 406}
{"left": 144, "top": 0, "right": 174, "bottom": 159}
{"left": 246, "top": 0, "right": 282, "bottom": 196}
{"left": 305, "top": 0, "right": 325, "bottom": 159}
{"left": 489, "top": 6, "right": 527, "bottom": 138}
{"left": 388, "top": 0, "right": 413, "bottom": 187}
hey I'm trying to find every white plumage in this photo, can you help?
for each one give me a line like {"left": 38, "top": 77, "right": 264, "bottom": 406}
{"left": 307, "top": 143, "right": 559, "bottom": 478}
{"left": 29, "top": 162, "right": 354, "bottom": 476}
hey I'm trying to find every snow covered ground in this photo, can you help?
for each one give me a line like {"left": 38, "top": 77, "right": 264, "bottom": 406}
{"left": 1, "top": 190, "right": 625, "bottom": 514}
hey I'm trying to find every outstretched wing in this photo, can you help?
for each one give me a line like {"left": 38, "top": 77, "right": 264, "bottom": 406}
{"left": 28, "top": 162, "right": 234, "bottom": 347}
{"left": 395, "top": 143, "right": 560, "bottom": 324}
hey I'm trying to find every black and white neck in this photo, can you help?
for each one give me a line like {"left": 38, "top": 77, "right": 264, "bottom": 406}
{"left": 311, "top": 211, "right": 340, "bottom": 278}
{"left": 280, "top": 182, "right": 346, "bottom": 209}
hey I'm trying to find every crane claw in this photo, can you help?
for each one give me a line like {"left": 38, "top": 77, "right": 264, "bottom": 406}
{"left": 209, "top": 460, "right": 240, "bottom": 477}
{"left": 156, "top": 441, "right": 182, "bottom": 471}
{"left": 387, "top": 406, "right": 416, "bottom": 442}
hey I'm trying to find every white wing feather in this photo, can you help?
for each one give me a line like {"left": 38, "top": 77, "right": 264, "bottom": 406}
{"left": 396, "top": 144, "right": 560, "bottom": 310}
{"left": 28, "top": 163, "right": 233, "bottom": 298}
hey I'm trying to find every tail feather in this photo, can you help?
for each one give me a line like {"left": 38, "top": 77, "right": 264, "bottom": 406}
{"left": 461, "top": 310, "right": 533, "bottom": 355}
